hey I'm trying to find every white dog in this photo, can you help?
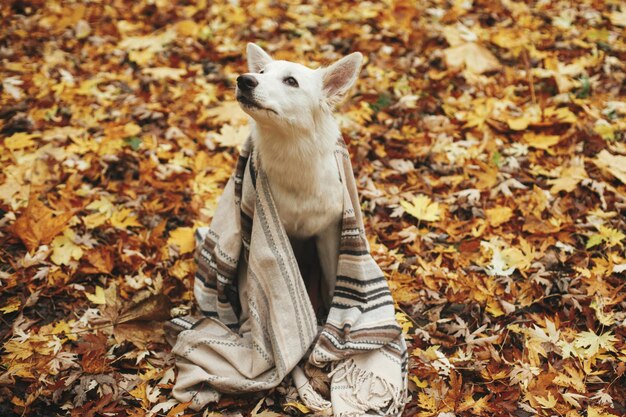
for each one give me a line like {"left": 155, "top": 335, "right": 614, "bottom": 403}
{"left": 236, "top": 43, "right": 363, "bottom": 313}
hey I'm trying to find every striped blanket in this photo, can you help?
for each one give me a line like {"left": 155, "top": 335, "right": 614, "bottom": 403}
{"left": 166, "top": 137, "right": 407, "bottom": 416}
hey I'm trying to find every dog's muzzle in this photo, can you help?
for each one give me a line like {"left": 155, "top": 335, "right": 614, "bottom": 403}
{"left": 236, "top": 74, "right": 258, "bottom": 92}
{"left": 235, "top": 74, "right": 277, "bottom": 114}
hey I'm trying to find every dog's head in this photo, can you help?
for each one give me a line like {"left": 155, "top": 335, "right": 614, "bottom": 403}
{"left": 236, "top": 43, "right": 362, "bottom": 131}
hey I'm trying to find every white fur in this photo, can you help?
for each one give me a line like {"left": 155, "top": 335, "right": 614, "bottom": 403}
{"left": 237, "top": 43, "right": 362, "bottom": 304}
{"left": 239, "top": 43, "right": 362, "bottom": 238}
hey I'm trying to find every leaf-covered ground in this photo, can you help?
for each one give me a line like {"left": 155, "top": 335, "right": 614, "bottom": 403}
{"left": 1, "top": 1, "right": 626, "bottom": 416}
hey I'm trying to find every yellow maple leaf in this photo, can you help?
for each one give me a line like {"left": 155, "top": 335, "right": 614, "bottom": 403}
{"left": 416, "top": 392, "right": 437, "bottom": 412}
{"left": 50, "top": 230, "right": 84, "bottom": 265}
{"left": 202, "top": 101, "right": 248, "bottom": 126}
{"left": 167, "top": 227, "right": 195, "bottom": 255}
{"left": 588, "top": 407, "right": 619, "bottom": 417}
{"left": 593, "top": 120, "right": 615, "bottom": 141}
{"left": 211, "top": 124, "right": 250, "bottom": 148}
{"left": 562, "top": 392, "right": 586, "bottom": 409}
{"left": 84, "top": 197, "right": 115, "bottom": 229}
{"left": 544, "top": 106, "right": 577, "bottom": 124}
{"left": 51, "top": 320, "right": 76, "bottom": 340}
{"left": 170, "top": 258, "right": 195, "bottom": 280}
{"left": 4, "top": 132, "right": 39, "bottom": 150}
{"left": 535, "top": 392, "right": 558, "bottom": 409}
{"left": 283, "top": 402, "right": 311, "bottom": 414}
{"left": 0, "top": 297, "right": 21, "bottom": 314}
{"left": 587, "top": 225, "right": 625, "bottom": 249}
{"left": 82, "top": 212, "right": 109, "bottom": 229}
{"left": 553, "top": 364, "right": 586, "bottom": 393}
{"left": 110, "top": 208, "right": 142, "bottom": 230}
{"left": 574, "top": 330, "right": 617, "bottom": 358}
{"left": 463, "top": 97, "right": 494, "bottom": 129}
{"left": 548, "top": 157, "right": 587, "bottom": 194}
{"left": 142, "top": 67, "right": 187, "bottom": 80}
{"left": 590, "top": 296, "right": 616, "bottom": 326}
{"left": 523, "top": 132, "right": 562, "bottom": 150}
{"left": 347, "top": 101, "right": 374, "bottom": 124}
{"left": 123, "top": 123, "right": 142, "bottom": 137}
{"left": 175, "top": 19, "right": 199, "bottom": 37}
{"left": 86, "top": 286, "right": 106, "bottom": 305}
{"left": 594, "top": 150, "right": 626, "bottom": 184}
{"left": 486, "top": 206, "right": 513, "bottom": 227}
{"left": 118, "top": 29, "right": 176, "bottom": 66}
{"left": 409, "top": 375, "right": 428, "bottom": 388}
{"left": 395, "top": 311, "right": 413, "bottom": 334}
{"left": 443, "top": 42, "right": 502, "bottom": 74}
{"left": 401, "top": 195, "right": 441, "bottom": 222}
{"left": 86, "top": 197, "right": 115, "bottom": 214}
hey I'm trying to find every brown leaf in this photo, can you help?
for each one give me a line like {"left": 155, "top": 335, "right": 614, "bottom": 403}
{"left": 118, "top": 294, "right": 172, "bottom": 323}
{"left": 443, "top": 43, "right": 502, "bottom": 74}
{"left": 114, "top": 321, "right": 165, "bottom": 348}
{"left": 80, "top": 248, "right": 114, "bottom": 274}
{"left": 12, "top": 194, "right": 76, "bottom": 252}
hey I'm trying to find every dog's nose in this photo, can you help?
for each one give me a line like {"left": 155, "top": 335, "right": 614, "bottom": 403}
{"left": 237, "top": 74, "right": 258, "bottom": 90}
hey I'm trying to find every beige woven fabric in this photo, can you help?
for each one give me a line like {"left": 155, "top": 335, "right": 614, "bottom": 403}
{"left": 166, "top": 137, "right": 407, "bottom": 416}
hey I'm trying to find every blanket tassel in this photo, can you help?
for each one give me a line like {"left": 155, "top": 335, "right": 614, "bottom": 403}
{"left": 292, "top": 366, "right": 332, "bottom": 414}
{"left": 329, "top": 359, "right": 407, "bottom": 417}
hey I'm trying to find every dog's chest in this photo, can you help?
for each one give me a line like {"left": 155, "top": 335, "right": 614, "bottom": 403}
{"left": 260, "top": 150, "right": 343, "bottom": 239}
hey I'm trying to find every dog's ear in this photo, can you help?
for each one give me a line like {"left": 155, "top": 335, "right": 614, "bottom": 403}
{"left": 247, "top": 43, "right": 273, "bottom": 73}
{"left": 322, "top": 52, "right": 363, "bottom": 106}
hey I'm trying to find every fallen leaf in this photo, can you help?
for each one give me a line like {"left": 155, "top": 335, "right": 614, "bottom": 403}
{"left": 522, "top": 132, "right": 562, "bottom": 149}
{"left": 86, "top": 286, "right": 106, "bottom": 305}
{"left": 574, "top": 331, "right": 617, "bottom": 358}
{"left": 12, "top": 196, "right": 76, "bottom": 252}
{"left": 81, "top": 248, "right": 114, "bottom": 274}
{"left": 593, "top": 150, "right": 626, "bottom": 184}
{"left": 202, "top": 101, "right": 249, "bottom": 125}
{"left": 142, "top": 67, "right": 187, "bottom": 80}
{"left": 283, "top": 402, "right": 311, "bottom": 413}
{"left": 4, "top": 132, "right": 39, "bottom": 150}
{"left": 443, "top": 43, "right": 502, "bottom": 74}
{"left": 548, "top": 158, "right": 587, "bottom": 194}
{"left": 167, "top": 227, "right": 195, "bottom": 255}
{"left": 50, "top": 230, "right": 84, "bottom": 266}
{"left": 211, "top": 123, "right": 250, "bottom": 148}
{"left": 485, "top": 206, "right": 513, "bottom": 227}
{"left": 401, "top": 195, "right": 441, "bottom": 222}
{"left": 0, "top": 297, "right": 21, "bottom": 314}
{"left": 588, "top": 406, "right": 619, "bottom": 417}
{"left": 535, "top": 392, "right": 558, "bottom": 409}
{"left": 586, "top": 225, "right": 625, "bottom": 249}
{"left": 110, "top": 208, "right": 142, "bottom": 230}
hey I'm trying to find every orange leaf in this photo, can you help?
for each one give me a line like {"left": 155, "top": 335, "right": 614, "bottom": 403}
{"left": 12, "top": 194, "right": 76, "bottom": 252}
{"left": 166, "top": 401, "right": 192, "bottom": 417}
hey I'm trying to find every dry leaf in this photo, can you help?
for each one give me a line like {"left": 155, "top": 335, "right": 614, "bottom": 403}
{"left": 86, "top": 286, "right": 106, "bottom": 305}
{"left": 211, "top": 124, "right": 250, "bottom": 148}
{"left": 593, "top": 150, "right": 626, "bottom": 184}
{"left": 485, "top": 206, "right": 513, "bottom": 227}
{"left": 12, "top": 196, "right": 76, "bottom": 252}
{"left": 167, "top": 227, "right": 195, "bottom": 255}
{"left": 50, "top": 230, "right": 84, "bottom": 265}
{"left": 443, "top": 43, "right": 502, "bottom": 74}
{"left": 400, "top": 195, "right": 441, "bottom": 222}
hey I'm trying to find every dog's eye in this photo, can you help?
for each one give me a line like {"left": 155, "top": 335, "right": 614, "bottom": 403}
{"left": 259, "top": 69, "right": 264, "bottom": 74}
{"left": 283, "top": 76, "right": 299, "bottom": 88}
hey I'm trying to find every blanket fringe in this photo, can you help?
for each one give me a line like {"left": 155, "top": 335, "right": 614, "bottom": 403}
{"left": 329, "top": 359, "right": 407, "bottom": 417}
{"left": 292, "top": 366, "right": 332, "bottom": 413}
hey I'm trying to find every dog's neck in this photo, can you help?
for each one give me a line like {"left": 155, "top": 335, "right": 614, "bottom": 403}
{"left": 252, "top": 113, "right": 340, "bottom": 181}
{"left": 250, "top": 111, "right": 344, "bottom": 239}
